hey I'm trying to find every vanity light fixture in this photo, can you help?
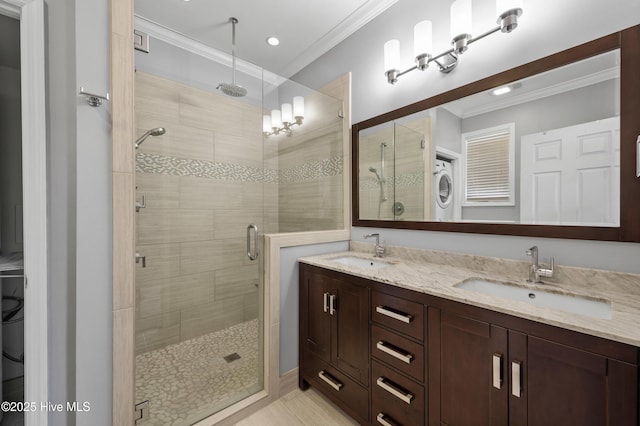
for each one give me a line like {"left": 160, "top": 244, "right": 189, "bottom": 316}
{"left": 384, "top": 0, "right": 523, "bottom": 85}
{"left": 263, "top": 96, "right": 305, "bottom": 136}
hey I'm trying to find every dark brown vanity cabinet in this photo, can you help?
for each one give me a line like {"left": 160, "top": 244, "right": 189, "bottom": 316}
{"left": 299, "top": 263, "right": 639, "bottom": 426}
{"left": 428, "top": 305, "right": 639, "bottom": 426}
{"left": 299, "top": 264, "right": 370, "bottom": 423}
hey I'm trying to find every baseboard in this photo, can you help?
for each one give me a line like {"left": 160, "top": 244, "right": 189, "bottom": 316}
{"left": 279, "top": 368, "right": 299, "bottom": 397}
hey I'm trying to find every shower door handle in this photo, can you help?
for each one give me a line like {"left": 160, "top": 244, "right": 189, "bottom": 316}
{"left": 247, "top": 224, "right": 259, "bottom": 261}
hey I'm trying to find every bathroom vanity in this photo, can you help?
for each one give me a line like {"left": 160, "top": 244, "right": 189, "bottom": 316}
{"left": 298, "top": 247, "right": 640, "bottom": 425}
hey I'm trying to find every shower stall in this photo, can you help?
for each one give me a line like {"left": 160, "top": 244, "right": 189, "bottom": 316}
{"left": 133, "top": 31, "right": 344, "bottom": 425}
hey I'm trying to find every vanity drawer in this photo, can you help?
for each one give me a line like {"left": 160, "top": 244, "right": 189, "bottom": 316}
{"left": 372, "top": 324, "right": 424, "bottom": 381}
{"left": 372, "top": 360, "right": 425, "bottom": 426}
{"left": 303, "top": 350, "right": 369, "bottom": 422}
{"left": 372, "top": 291, "right": 424, "bottom": 341}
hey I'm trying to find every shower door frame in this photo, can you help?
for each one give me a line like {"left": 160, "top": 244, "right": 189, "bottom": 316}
{"left": 111, "top": 2, "right": 276, "bottom": 423}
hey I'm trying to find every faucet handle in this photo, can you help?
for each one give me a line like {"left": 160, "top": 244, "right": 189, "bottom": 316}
{"left": 537, "top": 257, "right": 554, "bottom": 279}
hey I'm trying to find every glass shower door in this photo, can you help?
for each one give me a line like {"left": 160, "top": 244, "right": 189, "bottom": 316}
{"left": 133, "top": 66, "right": 266, "bottom": 425}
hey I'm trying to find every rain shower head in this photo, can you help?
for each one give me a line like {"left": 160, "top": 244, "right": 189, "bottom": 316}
{"left": 217, "top": 82, "right": 247, "bottom": 97}
{"left": 135, "top": 127, "right": 166, "bottom": 149}
{"left": 369, "top": 166, "right": 377, "bottom": 172}
{"left": 217, "top": 17, "right": 247, "bottom": 98}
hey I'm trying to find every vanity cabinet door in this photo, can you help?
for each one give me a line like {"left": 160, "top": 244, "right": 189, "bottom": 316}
{"left": 510, "top": 334, "right": 639, "bottom": 426}
{"left": 300, "top": 266, "right": 333, "bottom": 363}
{"left": 428, "top": 308, "right": 508, "bottom": 426}
{"left": 334, "top": 277, "right": 370, "bottom": 385}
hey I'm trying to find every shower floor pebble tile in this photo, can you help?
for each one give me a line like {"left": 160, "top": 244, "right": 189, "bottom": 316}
{"left": 136, "top": 319, "right": 260, "bottom": 425}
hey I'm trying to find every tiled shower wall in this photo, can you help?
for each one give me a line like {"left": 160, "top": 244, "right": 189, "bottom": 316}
{"left": 134, "top": 72, "right": 277, "bottom": 354}
{"left": 359, "top": 116, "right": 431, "bottom": 221}
{"left": 134, "top": 71, "right": 345, "bottom": 354}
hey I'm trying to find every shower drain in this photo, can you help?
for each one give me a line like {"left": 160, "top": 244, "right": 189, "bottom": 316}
{"left": 223, "top": 352, "right": 241, "bottom": 363}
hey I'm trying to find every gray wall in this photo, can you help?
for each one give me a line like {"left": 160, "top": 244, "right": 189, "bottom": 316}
{"left": 46, "top": 0, "right": 112, "bottom": 424}
{"left": 460, "top": 80, "right": 617, "bottom": 222}
{"left": 278, "top": 0, "right": 640, "bottom": 374}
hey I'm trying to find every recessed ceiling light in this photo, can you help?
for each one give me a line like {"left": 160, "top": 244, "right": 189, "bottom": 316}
{"left": 491, "top": 86, "right": 512, "bottom": 96}
{"left": 266, "top": 36, "right": 280, "bottom": 46}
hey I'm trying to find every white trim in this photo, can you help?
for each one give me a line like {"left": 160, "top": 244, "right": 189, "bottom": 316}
{"left": 461, "top": 123, "right": 516, "bottom": 207}
{"left": 0, "top": 0, "right": 48, "bottom": 425}
{"left": 459, "top": 67, "right": 619, "bottom": 119}
{"left": 435, "top": 147, "right": 462, "bottom": 221}
{"left": 278, "top": 0, "right": 399, "bottom": 77}
{"left": 134, "top": 16, "right": 287, "bottom": 87}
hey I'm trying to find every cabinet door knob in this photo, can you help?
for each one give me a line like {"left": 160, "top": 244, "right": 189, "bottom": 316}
{"left": 323, "top": 292, "right": 330, "bottom": 313}
{"left": 493, "top": 353, "right": 503, "bottom": 389}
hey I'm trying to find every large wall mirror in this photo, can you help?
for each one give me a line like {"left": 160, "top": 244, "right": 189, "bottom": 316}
{"left": 352, "top": 25, "right": 640, "bottom": 241}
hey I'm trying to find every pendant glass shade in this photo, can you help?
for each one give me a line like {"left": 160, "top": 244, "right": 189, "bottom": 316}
{"left": 384, "top": 39, "right": 401, "bottom": 73}
{"left": 293, "top": 96, "right": 305, "bottom": 118}
{"left": 281, "top": 103, "right": 293, "bottom": 124}
{"left": 271, "top": 109, "right": 282, "bottom": 129}
{"left": 263, "top": 115, "right": 271, "bottom": 133}
{"left": 413, "top": 20, "right": 433, "bottom": 59}
{"left": 450, "top": 0, "right": 473, "bottom": 39}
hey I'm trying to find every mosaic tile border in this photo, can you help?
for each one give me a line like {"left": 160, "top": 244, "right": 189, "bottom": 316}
{"left": 136, "top": 152, "right": 343, "bottom": 184}
{"left": 360, "top": 172, "right": 425, "bottom": 190}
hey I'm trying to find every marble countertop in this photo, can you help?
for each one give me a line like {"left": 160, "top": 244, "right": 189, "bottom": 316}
{"left": 299, "top": 247, "right": 640, "bottom": 347}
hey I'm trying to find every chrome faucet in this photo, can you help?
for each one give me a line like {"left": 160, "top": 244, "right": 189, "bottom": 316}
{"left": 525, "top": 245, "right": 554, "bottom": 283}
{"left": 364, "top": 233, "right": 385, "bottom": 258}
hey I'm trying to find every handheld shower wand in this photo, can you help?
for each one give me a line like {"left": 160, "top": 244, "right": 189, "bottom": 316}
{"left": 135, "top": 127, "right": 166, "bottom": 149}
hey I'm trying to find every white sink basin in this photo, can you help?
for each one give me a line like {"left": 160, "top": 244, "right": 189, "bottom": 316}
{"left": 457, "top": 279, "right": 611, "bottom": 320}
{"left": 330, "top": 256, "right": 393, "bottom": 270}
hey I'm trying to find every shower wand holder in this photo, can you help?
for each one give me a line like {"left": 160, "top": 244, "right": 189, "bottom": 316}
{"left": 79, "top": 87, "right": 110, "bottom": 107}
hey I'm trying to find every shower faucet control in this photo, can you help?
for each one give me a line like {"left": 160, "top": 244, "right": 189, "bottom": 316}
{"left": 364, "top": 233, "right": 385, "bottom": 258}
{"left": 135, "top": 252, "right": 146, "bottom": 268}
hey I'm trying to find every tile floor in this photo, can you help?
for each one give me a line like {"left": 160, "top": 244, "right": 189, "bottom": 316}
{"left": 235, "top": 388, "right": 357, "bottom": 426}
{"left": 135, "top": 319, "right": 261, "bottom": 425}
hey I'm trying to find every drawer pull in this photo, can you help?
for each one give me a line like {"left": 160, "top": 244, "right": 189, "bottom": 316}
{"left": 492, "top": 353, "right": 503, "bottom": 389}
{"left": 376, "top": 306, "right": 412, "bottom": 324}
{"left": 376, "top": 377, "right": 414, "bottom": 404}
{"left": 511, "top": 361, "right": 522, "bottom": 398}
{"left": 318, "top": 370, "right": 343, "bottom": 391}
{"left": 377, "top": 412, "right": 400, "bottom": 426}
{"left": 376, "top": 341, "right": 413, "bottom": 364}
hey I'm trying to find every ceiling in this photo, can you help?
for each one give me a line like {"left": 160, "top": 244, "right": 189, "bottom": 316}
{"left": 134, "top": 0, "right": 398, "bottom": 78}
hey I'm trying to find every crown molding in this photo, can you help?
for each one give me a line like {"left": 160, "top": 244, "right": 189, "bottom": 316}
{"left": 278, "top": 0, "right": 399, "bottom": 77}
{"left": 134, "top": 15, "right": 287, "bottom": 87}
{"left": 458, "top": 67, "right": 619, "bottom": 118}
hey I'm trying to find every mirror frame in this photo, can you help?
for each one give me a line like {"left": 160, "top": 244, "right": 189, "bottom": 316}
{"left": 352, "top": 24, "right": 640, "bottom": 242}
